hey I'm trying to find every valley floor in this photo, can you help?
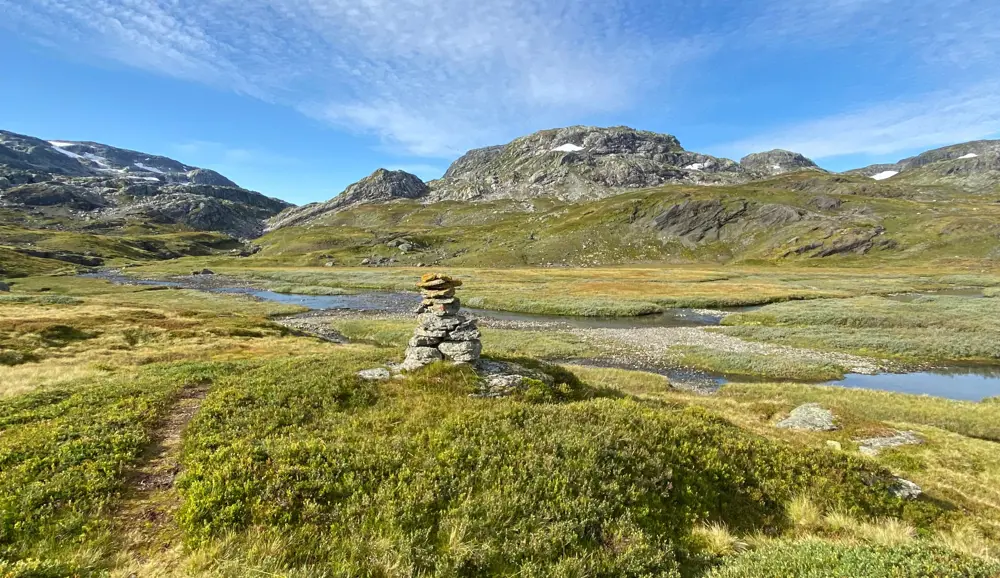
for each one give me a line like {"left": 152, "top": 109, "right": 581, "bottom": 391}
{"left": 2, "top": 265, "right": 1000, "bottom": 576}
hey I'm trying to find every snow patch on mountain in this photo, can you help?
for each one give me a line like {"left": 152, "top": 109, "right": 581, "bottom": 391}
{"left": 552, "top": 143, "right": 584, "bottom": 153}
{"left": 871, "top": 170, "right": 899, "bottom": 180}
{"left": 958, "top": 153, "right": 978, "bottom": 159}
{"left": 134, "top": 162, "right": 166, "bottom": 174}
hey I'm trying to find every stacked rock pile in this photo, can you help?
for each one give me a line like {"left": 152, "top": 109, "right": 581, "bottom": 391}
{"left": 401, "top": 273, "right": 482, "bottom": 370}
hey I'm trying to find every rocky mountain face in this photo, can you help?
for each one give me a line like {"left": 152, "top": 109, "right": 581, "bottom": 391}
{"left": 0, "top": 130, "right": 291, "bottom": 238}
{"left": 739, "top": 150, "right": 821, "bottom": 178}
{"left": 426, "top": 126, "right": 753, "bottom": 202}
{"left": 267, "top": 126, "right": 826, "bottom": 230}
{"left": 266, "top": 169, "right": 427, "bottom": 231}
{"left": 847, "top": 140, "right": 1000, "bottom": 192}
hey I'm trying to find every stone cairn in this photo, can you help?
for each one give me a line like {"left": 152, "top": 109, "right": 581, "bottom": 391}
{"left": 401, "top": 273, "right": 482, "bottom": 371}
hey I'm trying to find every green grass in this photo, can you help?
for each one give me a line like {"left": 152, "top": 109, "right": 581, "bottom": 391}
{"left": 721, "top": 295, "right": 1000, "bottom": 363}
{"left": 706, "top": 540, "right": 1000, "bottom": 578}
{"left": 174, "top": 357, "right": 908, "bottom": 576}
{"left": 0, "top": 363, "right": 206, "bottom": 563}
{"left": 670, "top": 346, "right": 848, "bottom": 381}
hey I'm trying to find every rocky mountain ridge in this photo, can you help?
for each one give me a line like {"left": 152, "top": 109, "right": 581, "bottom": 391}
{"left": 0, "top": 130, "right": 291, "bottom": 238}
{"left": 847, "top": 140, "right": 1000, "bottom": 190}
{"left": 267, "top": 126, "right": 830, "bottom": 230}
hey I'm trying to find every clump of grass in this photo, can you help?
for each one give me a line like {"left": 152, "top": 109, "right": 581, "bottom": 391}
{"left": 267, "top": 284, "right": 350, "bottom": 296}
{"left": 691, "top": 523, "right": 748, "bottom": 557}
{"left": 935, "top": 523, "right": 999, "bottom": 561}
{"left": 671, "top": 346, "right": 846, "bottom": 381}
{"left": 787, "top": 495, "right": 824, "bottom": 533}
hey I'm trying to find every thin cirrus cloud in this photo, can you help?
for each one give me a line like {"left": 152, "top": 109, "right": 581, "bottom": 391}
{"left": 3, "top": 0, "right": 999, "bottom": 160}
{"left": 715, "top": 83, "right": 1000, "bottom": 161}
{"left": 2, "top": 0, "right": 702, "bottom": 157}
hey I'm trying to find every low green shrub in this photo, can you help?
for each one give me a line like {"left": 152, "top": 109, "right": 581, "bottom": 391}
{"left": 177, "top": 358, "right": 908, "bottom": 575}
{"left": 707, "top": 539, "right": 1000, "bottom": 578}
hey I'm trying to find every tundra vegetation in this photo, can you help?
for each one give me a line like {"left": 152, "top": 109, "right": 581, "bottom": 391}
{"left": 2, "top": 270, "right": 1000, "bottom": 577}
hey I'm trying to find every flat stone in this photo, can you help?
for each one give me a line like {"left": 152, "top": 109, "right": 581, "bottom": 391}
{"left": 438, "top": 340, "right": 482, "bottom": 363}
{"left": 856, "top": 430, "right": 922, "bottom": 457}
{"left": 401, "top": 346, "right": 443, "bottom": 371}
{"left": 409, "top": 334, "right": 442, "bottom": 347}
{"left": 826, "top": 440, "right": 843, "bottom": 451}
{"left": 890, "top": 478, "right": 922, "bottom": 500}
{"left": 775, "top": 403, "right": 838, "bottom": 431}
{"left": 357, "top": 368, "right": 391, "bottom": 380}
{"left": 0, "top": 282, "right": 9, "bottom": 292}
{"left": 471, "top": 359, "right": 555, "bottom": 398}
{"left": 418, "top": 313, "right": 464, "bottom": 331}
{"left": 422, "top": 288, "right": 455, "bottom": 299}
{"left": 446, "top": 326, "right": 481, "bottom": 342}
{"left": 414, "top": 326, "right": 448, "bottom": 339}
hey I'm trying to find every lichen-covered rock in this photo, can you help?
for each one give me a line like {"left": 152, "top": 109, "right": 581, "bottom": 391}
{"left": 438, "top": 340, "right": 482, "bottom": 363}
{"left": 401, "top": 273, "right": 482, "bottom": 371}
{"left": 856, "top": 430, "right": 922, "bottom": 457}
{"left": 775, "top": 403, "right": 838, "bottom": 431}
{"left": 401, "top": 346, "right": 443, "bottom": 371}
{"left": 357, "top": 368, "right": 391, "bottom": 380}
{"left": 890, "top": 478, "right": 922, "bottom": 500}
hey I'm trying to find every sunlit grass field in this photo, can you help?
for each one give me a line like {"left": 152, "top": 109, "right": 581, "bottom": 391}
{"left": 2, "top": 272, "right": 1000, "bottom": 576}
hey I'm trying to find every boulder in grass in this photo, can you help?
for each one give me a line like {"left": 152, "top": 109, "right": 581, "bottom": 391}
{"left": 775, "top": 403, "right": 838, "bottom": 431}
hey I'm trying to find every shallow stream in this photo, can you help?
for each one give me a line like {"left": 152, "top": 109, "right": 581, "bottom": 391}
{"left": 84, "top": 272, "right": 1000, "bottom": 401}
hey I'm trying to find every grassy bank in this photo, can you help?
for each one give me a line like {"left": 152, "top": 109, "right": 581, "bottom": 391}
{"left": 720, "top": 295, "right": 1000, "bottom": 364}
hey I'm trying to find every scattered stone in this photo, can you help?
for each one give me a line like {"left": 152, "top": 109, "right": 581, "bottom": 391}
{"left": 398, "top": 242, "right": 413, "bottom": 253}
{"left": 361, "top": 258, "right": 372, "bottom": 265}
{"left": 473, "top": 359, "right": 554, "bottom": 398}
{"left": 324, "top": 261, "right": 335, "bottom": 267}
{"left": 890, "top": 477, "right": 922, "bottom": 500}
{"left": 826, "top": 440, "right": 843, "bottom": 451}
{"left": 401, "top": 346, "right": 443, "bottom": 371}
{"left": 856, "top": 430, "right": 922, "bottom": 457}
{"left": 0, "top": 282, "right": 9, "bottom": 292}
{"left": 357, "top": 368, "right": 391, "bottom": 380}
{"left": 775, "top": 403, "right": 838, "bottom": 431}
{"left": 200, "top": 268, "right": 214, "bottom": 275}
{"left": 401, "top": 273, "right": 482, "bottom": 371}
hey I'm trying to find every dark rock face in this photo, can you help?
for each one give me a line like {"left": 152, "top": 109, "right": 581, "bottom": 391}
{"left": 647, "top": 198, "right": 808, "bottom": 246}
{"left": 739, "top": 149, "right": 822, "bottom": 177}
{"left": 267, "top": 169, "right": 429, "bottom": 231}
{"left": 427, "top": 126, "right": 747, "bottom": 202}
{"left": 0, "top": 129, "right": 292, "bottom": 238}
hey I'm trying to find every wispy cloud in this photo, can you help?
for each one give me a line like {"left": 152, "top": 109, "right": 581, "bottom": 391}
{"left": 2, "top": 0, "right": 704, "bottom": 157}
{"left": 715, "top": 82, "right": 1000, "bottom": 160}
{"left": 3, "top": 0, "right": 999, "bottom": 160}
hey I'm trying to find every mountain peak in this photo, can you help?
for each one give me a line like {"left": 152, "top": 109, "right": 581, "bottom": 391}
{"left": 739, "top": 149, "right": 822, "bottom": 177}
{"left": 266, "top": 169, "right": 428, "bottom": 231}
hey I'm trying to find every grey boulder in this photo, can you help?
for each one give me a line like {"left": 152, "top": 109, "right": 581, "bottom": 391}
{"left": 775, "top": 403, "right": 838, "bottom": 431}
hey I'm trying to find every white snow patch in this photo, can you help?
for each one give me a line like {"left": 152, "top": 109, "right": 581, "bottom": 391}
{"left": 870, "top": 170, "right": 899, "bottom": 180}
{"left": 552, "top": 143, "right": 584, "bottom": 153}
{"left": 771, "top": 164, "right": 783, "bottom": 171}
{"left": 133, "top": 162, "right": 166, "bottom": 174}
{"left": 126, "top": 175, "right": 160, "bottom": 182}
{"left": 82, "top": 153, "right": 111, "bottom": 168}
{"left": 957, "top": 152, "right": 978, "bottom": 159}
{"left": 50, "top": 147, "right": 84, "bottom": 160}
{"left": 684, "top": 163, "right": 706, "bottom": 171}
{"left": 48, "top": 141, "right": 76, "bottom": 148}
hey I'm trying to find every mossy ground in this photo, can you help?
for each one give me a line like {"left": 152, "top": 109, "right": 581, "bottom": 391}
{"left": 2, "top": 275, "right": 1000, "bottom": 576}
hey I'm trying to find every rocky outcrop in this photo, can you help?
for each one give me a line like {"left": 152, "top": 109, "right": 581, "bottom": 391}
{"left": 775, "top": 403, "right": 838, "bottom": 431}
{"left": 401, "top": 274, "right": 482, "bottom": 371}
{"left": 846, "top": 140, "right": 1000, "bottom": 193}
{"left": 0, "top": 129, "right": 291, "bottom": 238}
{"left": 266, "top": 169, "right": 428, "bottom": 231}
{"left": 646, "top": 198, "right": 809, "bottom": 246}
{"left": 739, "top": 149, "right": 823, "bottom": 178}
{"left": 426, "top": 126, "right": 747, "bottom": 202}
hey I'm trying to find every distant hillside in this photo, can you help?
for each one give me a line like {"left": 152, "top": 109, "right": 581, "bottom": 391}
{"left": 0, "top": 130, "right": 291, "bottom": 239}
{"left": 847, "top": 140, "right": 1000, "bottom": 194}
{"left": 256, "top": 171, "right": 1000, "bottom": 268}
{"left": 267, "top": 126, "right": 826, "bottom": 230}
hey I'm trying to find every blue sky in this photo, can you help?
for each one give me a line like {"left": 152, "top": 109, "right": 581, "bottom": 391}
{"left": 2, "top": 0, "right": 999, "bottom": 205}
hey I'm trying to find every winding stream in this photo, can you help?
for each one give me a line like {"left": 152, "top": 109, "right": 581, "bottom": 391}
{"left": 84, "top": 272, "right": 1000, "bottom": 401}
